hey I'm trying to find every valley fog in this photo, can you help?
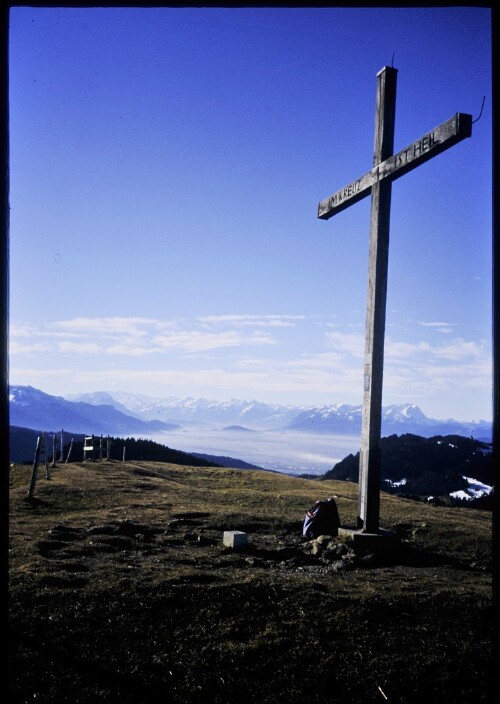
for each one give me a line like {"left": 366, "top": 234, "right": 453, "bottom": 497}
{"left": 148, "top": 427, "right": 360, "bottom": 476}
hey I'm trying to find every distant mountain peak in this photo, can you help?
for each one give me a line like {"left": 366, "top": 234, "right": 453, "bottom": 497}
{"left": 383, "top": 403, "right": 426, "bottom": 420}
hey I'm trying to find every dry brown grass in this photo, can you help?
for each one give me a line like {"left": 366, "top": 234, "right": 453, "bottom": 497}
{"left": 9, "top": 460, "right": 494, "bottom": 704}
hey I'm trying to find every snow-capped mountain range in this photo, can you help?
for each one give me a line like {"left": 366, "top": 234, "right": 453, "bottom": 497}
{"left": 285, "top": 402, "right": 491, "bottom": 438}
{"left": 67, "top": 390, "right": 302, "bottom": 429}
{"left": 9, "top": 386, "right": 179, "bottom": 435}
{"left": 9, "top": 385, "right": 492, "bottom": 441}
{"left": 69, "top": 389, "right": 491, "bottom": 439}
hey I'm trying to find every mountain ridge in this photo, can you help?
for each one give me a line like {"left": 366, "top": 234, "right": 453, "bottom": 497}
{"left": 63, "top": 387, "right": 492, "bottom": 439}
{"left": 9, "top": 386, "right": 180, "bottom": 435}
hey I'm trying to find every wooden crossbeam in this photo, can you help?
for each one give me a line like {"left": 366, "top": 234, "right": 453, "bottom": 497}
{"left": 318, "top": 112, "right": 472, "bottom": 220}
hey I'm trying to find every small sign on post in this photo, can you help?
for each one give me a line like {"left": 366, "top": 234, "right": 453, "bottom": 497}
{"left": 83, "top": 435, "right": 95, "bottom": 462}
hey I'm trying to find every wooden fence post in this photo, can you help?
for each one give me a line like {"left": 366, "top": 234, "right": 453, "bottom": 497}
{"left": 43, "top": 432, "right": 49, "bottom": 475}
{"left": 51, "top": 433, "right": 57, "bottom": 469}
{"left": 65, "top": 438, "right": 74, "bottom": 463}
{"left": 42, "top": 432, "right": 51, "bottom": 479}
{"left": 28, "top": 436, "right": 41, "bottom": 498}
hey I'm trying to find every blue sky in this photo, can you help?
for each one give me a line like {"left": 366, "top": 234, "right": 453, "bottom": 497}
{"left": 8, "top": 6, "right": 492, "bottom": 421}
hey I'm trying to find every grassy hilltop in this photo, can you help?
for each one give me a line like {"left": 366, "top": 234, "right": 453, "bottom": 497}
{"left": 9, "top": 460, "right": 493, "bottom": 704}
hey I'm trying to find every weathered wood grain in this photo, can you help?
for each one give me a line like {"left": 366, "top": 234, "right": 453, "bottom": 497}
{"left": 318, "top": 112, "right": 472, "bottom": 220}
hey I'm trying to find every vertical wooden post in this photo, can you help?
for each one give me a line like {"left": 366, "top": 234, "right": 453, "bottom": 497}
{"left": 51, "top": 433, "right": 57, "bottom": 469}
{"left": 122, "top": 445, "right": 126, "bottom": 462}
{"left": 59, "top": 429, "right": 64, "bottom": 462}
{"left": 358, "top": 66, "right": 397, "bottom": 533}
{"left": 65, "top": 438, "right": 74, "bottom": 463}
{"left": 42, "top": 432, "right": 50, "bottom": 479}
{"left": 43, "top": 431, "right": 49, "bottom": 475}
{"left": 28, "top": 436, "right": 42, "bottom": 498}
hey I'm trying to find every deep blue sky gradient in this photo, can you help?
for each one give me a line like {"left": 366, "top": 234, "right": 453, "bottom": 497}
{"left": 8, "top": 6, "right": 492, "bottom": 421}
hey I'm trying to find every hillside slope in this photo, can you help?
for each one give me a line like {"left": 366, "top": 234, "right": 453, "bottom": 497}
{"left": 324, "top": 433, "right": 493, "bottom": 501}
{"left": 9, "top": 460, "right": 493, "bottom": 704}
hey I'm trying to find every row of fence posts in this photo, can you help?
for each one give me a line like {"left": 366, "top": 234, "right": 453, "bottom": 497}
{"left": 28, "top": 430, "right": 71, "bottom": 498}
{"left": 28, "top": 431, "right": 121, "bottom": 498}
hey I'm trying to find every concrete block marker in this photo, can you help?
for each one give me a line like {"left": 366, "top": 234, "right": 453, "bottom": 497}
{"left": 338, "top": 527, "right": 400, "bottom": 557}
{"left": 223, "top": 530, "right": 248, "bottom": 550}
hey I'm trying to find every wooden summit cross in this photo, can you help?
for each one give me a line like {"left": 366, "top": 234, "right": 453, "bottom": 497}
{"left": 318, "top": 66, "right": 472, "bottom": 534}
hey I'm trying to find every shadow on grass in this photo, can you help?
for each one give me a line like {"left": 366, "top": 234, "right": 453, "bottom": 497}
{"left": 398, "top": 542, "right": 490, "bottom": 571}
